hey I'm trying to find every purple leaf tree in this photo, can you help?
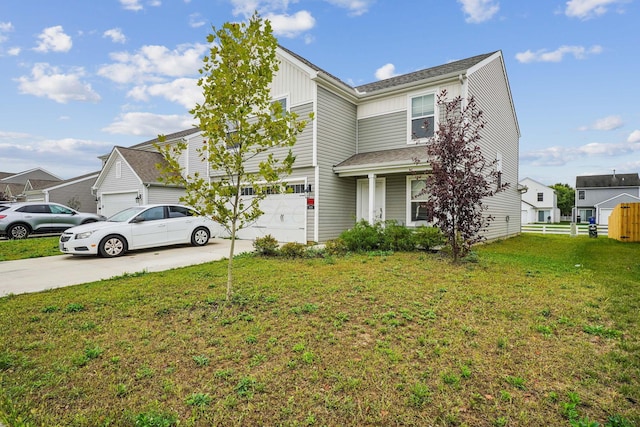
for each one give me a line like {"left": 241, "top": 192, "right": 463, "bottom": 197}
{"left": 420, "top": 89, "right": 509, "bottom": 262}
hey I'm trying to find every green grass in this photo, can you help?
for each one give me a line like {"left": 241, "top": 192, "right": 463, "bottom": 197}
{"left": 0, "top": 234, "right": 638, "bottom": 426}
{"left": 0, "top": 236, "right": 61, "bottom": 261}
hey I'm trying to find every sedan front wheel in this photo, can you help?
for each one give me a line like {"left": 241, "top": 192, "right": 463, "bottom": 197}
{"left": 191, "top": 227, "right": 210, "bottom": 246}
{"left": 99, "top": 235, "right": 127, "bottom": 257}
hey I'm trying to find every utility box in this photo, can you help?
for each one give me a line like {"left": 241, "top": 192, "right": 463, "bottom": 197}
{"left": 608, "top": 203, "right": 640, "bottom": 242}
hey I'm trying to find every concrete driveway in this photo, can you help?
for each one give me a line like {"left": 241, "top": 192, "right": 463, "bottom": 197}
{"left": 0, "top": 238, "right": 255, "bottom": 297}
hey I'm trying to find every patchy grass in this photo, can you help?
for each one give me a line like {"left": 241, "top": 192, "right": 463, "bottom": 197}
{"left": 0, "top": 234, "right": 638, "bottom": 426}
{"left": 0, "top": 236, "right": 61, "bottom": 261}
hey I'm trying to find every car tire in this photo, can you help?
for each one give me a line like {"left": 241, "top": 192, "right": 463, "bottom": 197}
{"left": 191, "top": 227, "right": 210, "bottom": 246}
{"left": 7, "top": 223, "right": 30, "bottom": 240}
{"left": 99, "top": 235, "right": 127, "bottom": 257}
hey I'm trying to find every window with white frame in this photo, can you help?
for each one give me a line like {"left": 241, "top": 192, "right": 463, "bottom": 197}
{"left": 115, "top": 161, "right": 122, "bottom": 179}
{"left": 410, "top": 93, "right": 435, "bottom": 141}
{"left": 537, "top": 192, "right": 544, "bottom": 202}
{"left": 578, "top": 190, "right": 585, "bottom": 200}
{"left": 271, "top": 97, "right": 288, "bottom": 119}
{"left": 407, "top": 176, "right": 429, "bottom": 223}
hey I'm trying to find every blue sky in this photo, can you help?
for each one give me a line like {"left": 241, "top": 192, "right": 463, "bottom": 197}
{"left": 1, "top": 0, "right": 638, "bottom": 186}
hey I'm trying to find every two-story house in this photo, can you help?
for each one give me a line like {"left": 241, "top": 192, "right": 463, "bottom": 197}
{"left": 1, "top": 168, "right": 62, "bottom": 202}
{"left": 93, "top": 46, "right": 521, "bottom": 243}
{"left": 519, "top": 177, "right": 560, "bottom": 223}
{"left": 575, "top": 172, "right": 640, "bottom": 225}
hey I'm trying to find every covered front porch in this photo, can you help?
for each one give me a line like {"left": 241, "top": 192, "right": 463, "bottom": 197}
{"left": 333, "top": 146, "right": 431, "bottom": 226}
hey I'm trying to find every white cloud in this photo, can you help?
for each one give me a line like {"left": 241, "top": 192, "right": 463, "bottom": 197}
{"left": 458, "top": 0, "right": 500, "bottom": 23}
{"left": 7, "top": 47, "right": 21, "bottom": 56}
{"left": 578, "top": 115, "right": 624, "bottom": 131}
{"left": 628, "top": 130, "right": 640, "bottom": 143}
{"left": 127, "top": 78, "right": 203, "bottom": 109}
{"left": 97, "top": 43, "right": 207, "bottom": 84}
{"left": 267, "top": 11, "right": 316, "bottom": 38}
{"left": 102, "top": 112, "right": 194, "bottom": 136}
{"left": 521, "top": 138, "right": 640, "bottom": 166}
{"left": 565, "top": 0, "right": 627, "bottom": 19}
{"left": 104, "top": 28, "right": 126, "bottom": 44}
{"left": 189, "top": 13, "right": 206, "bottom": 28}
{"left": 120, "top": 0, "right": 143, "bottom": 11}
{"left": 0, "top": 21, "right": 14, "bottom": 43}
{"left": 34, "top": 26, "right": 72, "bottom": 53}
{"left": 324, "top": 0, "right": 373, "bottom": 16}
{"left": 16, "top": 63, "right": 101, "bottom": 104}
{"left": 375, "top": 63, "right": 398, "bottom": 80}
{"left": 0, "top": 135, "right": 111, "bottom": 177}
{"left": 515, "top": 45, "right": 602, "bottom": 63}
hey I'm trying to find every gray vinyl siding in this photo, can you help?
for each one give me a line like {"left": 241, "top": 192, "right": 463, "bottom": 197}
{"left": 98, "top": 153, "right": 141, "bottom": 193}
{"left": 357, "top": 111, "right": 406, "bottom": 153}
{"left": 578, "top": 188, "right": 640, "bottom": 209}
{"left": 221, "top": 102, "right": 314, "bottom": 175}
{"left": 467, "top": 56, "right": 521, "bottom": 240}
{"left": 383, "top": 175, "right": 406, "bottom": 224}
{"left": 316, "top": 86, "right": 357, "bottom": 241}
{"left": 48, "top": 179, "right": 98, "bottom": 213}
{"left": 148, "top": 187, "right": 185, "bottom": 204}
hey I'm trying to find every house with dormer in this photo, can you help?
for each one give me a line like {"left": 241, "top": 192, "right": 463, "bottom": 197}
{"left": 93, "top": 46, "right": 520, "bottom": 243}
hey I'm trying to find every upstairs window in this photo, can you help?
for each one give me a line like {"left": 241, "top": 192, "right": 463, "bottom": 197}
{"left": 537, "top": 192, "right": 543, "bottom": 202}
{"left": 578, "top": 190, "right": 585, "bottom": 200}
{"left": 410, "top": 93, "right": 435, "bottom": 141}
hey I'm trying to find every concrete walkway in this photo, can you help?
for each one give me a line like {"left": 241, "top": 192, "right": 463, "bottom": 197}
{"left": 0, "top": 238, "right": 255, "bottom": 297}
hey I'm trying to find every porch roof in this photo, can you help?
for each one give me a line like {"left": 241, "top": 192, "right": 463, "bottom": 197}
{"left": 333, "top": 146, "right": 431, "bottom": 177}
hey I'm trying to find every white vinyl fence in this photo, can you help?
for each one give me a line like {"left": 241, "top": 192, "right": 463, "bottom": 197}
{"left": 521, "top": 223, "right": 608, "bottom": 236}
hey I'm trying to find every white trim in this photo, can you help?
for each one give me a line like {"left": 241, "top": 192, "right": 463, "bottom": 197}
{"left": 406, "top": 175, "right": 430, "bottom": 226}
{"left": 407, "top": 89, "right": 438, "bottom": 144}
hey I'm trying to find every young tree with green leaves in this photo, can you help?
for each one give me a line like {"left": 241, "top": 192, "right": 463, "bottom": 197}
{"left": 157, "top": 12, "right": 312, "bottom": 301}
{"left": 550, "top": 183, "right": 575, "bottom": 217}
{"left": 420, "top": 90, "right": 509, "bottom": 262}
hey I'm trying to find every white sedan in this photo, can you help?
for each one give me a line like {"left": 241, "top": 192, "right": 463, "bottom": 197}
{"left": 59, "top": 204, "right": 217, "bottom": 257}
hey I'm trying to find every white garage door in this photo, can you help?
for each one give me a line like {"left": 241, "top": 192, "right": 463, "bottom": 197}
{"left": 101, "top": 192, "right": 139, "bottom": 218}
{"left": 236, "top": 194, "right": 307, "bottom": 243}
{"left": 599, "top": 208, "right": 614, "bottom": 225}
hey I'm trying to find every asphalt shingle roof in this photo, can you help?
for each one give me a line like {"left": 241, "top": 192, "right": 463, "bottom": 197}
{"left": 335, "top": 146, "right": 430, "bottom": 169}
{"left": 116, "top": 146, "right": 177, "bottom": 185}
{"left": 576, "top": 173, "right": 640, "bottom": 188}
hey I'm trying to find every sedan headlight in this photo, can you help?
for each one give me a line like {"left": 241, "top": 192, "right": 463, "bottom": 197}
{"left": 75, "top": 230, "right": 95, "bottom": 239}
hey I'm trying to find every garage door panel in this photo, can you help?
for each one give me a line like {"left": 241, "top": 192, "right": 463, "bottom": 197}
{"left": 235, "top": 194, "right": 306, "bottom": 243}
{"left": 101, "top": 192, "right": 138, "bottom": 218}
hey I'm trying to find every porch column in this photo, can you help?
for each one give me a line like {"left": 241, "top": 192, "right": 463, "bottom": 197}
{"left": 368, "top": 173, "right": 376, "bottom": 224}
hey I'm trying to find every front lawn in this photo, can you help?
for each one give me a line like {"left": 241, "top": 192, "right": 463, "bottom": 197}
{"left": 0, "top": 236, "right": 61, "bottom": 261}
{"left": 0, "top": 235, "right": 638, "bottom": 426}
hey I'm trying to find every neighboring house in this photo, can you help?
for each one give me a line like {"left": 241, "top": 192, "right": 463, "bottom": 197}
{"left": 0, "top": 168, "right": 62, "bottom": 202}
{"left": 519, "top": 177, "right": 560, "bottom": 223}
{"left": 575, "top": 173, "right": 640, "bottom": 225}
{"left": 93, "top": 129, "right": 203, "bottom": 217}
{"left": 95, "top": 47, "right": 520, "bottom": 243}
{"left": 23, "top": 172, "right": 101, "bottom": 214}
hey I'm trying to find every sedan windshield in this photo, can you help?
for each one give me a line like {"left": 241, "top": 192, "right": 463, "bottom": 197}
{"left": 108, "top": 207, "right": 146, "bottom": 222}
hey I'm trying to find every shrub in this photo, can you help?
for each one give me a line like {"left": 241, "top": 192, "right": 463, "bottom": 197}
{"left": 279, "top": 242, "right": 308, "bottom": 258}
{"left": 253, "top": 235, "right": 279, "bottom": 256}
{"left": 339, "top": 220, "right": 383, "bottom": 252}
{"left": 324, "top": 238, "right": 347, "bottom": 256}
{"left": 380, "top": 220, "right": 416, "bottom": 251}
{"left": 413, "top": 226, "right": 445, "bottom": 250}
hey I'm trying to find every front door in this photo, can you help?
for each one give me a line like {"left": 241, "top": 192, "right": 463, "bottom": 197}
{"left": 357, "top": 178, "right": 385, "bottom": 223}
